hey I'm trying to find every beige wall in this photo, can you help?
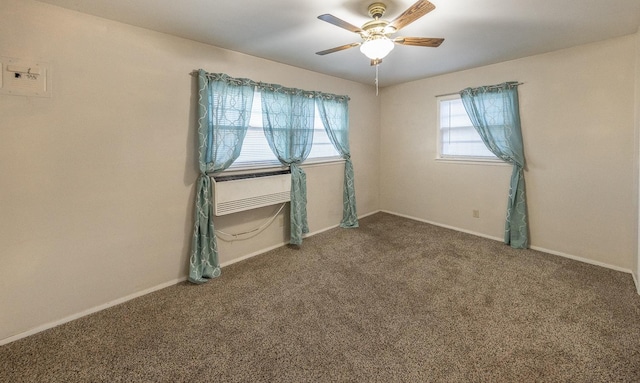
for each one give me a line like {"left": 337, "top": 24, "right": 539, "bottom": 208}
{"left": 380, "top": 34, "right": 637, "bottom": 272}
{"left": 2, "top": 0, "right": 638, "bottom": 344}
{"left": 0, "top": 0, "right": 380, "bottom": 342}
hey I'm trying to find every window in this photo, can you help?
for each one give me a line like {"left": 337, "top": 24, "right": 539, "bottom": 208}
{"left": 437, "top": 95, "right": 497, "bottom": 161}
{"left": 229, "top": 90, "right": 340, "bottom": 170}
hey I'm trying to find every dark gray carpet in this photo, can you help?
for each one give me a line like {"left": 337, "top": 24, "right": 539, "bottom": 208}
{"left": 2, "top": 212, "right": 639, "bottom": 382}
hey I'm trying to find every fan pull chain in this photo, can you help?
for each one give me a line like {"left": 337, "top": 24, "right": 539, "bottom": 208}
{"left": 375, "top": 64, "right": 379, "bottom": 95}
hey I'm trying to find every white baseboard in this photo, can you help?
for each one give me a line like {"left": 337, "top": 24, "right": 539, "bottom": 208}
{"left": 222, "top": 210, "right": 383, "bottom": 267}
{"left": 1, "top": 210, "right": 382, "bottom": 346}
{"left": 381, "top": 210, "right": 634, "bottom": 276}
{"left": 0, "top": 276, "right": 187, "bottom": 346}
{"left": 10, "top": 208, "right": 631, "bottom": 346}
{"left": 528, "top": 245, "right": 632, "bottom": 274}
{"left": 381, "top": 210, "right": 504, "bottom": 242}
{"left": 357, "top": 210, "right": 382, "bottom": 220}
{"left": 303, "top": 210, "right": 381, "bottom": 238}
{"left": 219, "top": 241, "right": 289, "bottom": 268}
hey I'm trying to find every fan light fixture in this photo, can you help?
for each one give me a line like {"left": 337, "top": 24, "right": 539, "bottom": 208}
{"left": 359, "top": 36, "right": 395, "bottom": 60}
{"left": 316, "top": 1, "right": 444, "bottom": 93}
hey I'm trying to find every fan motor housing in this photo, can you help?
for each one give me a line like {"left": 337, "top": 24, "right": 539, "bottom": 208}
{"left": 362, "top": 19, "right": 389, "bottom": 34}
{"left": 368, "top": 2, "right": 387, "bottom": 19}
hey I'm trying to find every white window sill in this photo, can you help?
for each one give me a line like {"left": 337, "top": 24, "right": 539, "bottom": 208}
{"left": 435, "top": 157, "right": 510, "bottom": 166}
{"left": 301, "top": 157, "right": 344, "bottom": 169}
{"left": 220, "top": 157, "right": 344, "bottom": 177}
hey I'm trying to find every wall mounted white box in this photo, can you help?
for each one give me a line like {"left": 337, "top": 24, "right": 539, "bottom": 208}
{"left": 0, "top": 57, "right": 51, "bottom": 97}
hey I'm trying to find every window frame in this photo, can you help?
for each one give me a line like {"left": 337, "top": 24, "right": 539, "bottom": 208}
{"left": 436, "top": 94, "right": 506, "bottom": 165}
{"left": 224, "top": 89, "right": 343, "bottom": 173}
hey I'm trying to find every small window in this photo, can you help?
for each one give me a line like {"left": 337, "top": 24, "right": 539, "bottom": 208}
{"left": 437, "top": 95, "right": 497, "bottom": 161}
{"left": 229, "top": 90, "right": 341, "bottom": 170}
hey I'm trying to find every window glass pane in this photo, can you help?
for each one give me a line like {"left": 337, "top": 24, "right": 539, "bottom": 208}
{"left": 439, "top": 97, "right": 496, "bottom": 159}
{"left": 230, "top": 91, "right": 279, "bottom": 167}
{"left": 229, "top": 91, "right": 340, "bottom": 169}
{"left": 308, "top": 107, "right": 341, "bottom": 159}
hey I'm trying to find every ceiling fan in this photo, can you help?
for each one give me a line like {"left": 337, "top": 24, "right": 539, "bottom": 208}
{"left": 316, "top": 0, "right": 444, "bottom": 66}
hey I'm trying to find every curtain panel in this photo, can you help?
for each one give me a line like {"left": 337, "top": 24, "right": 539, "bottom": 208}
{"left": 460, "top": 81, "right": 528, "bottom": 248}
{"left": 259, "top": 86, "right": 315, "bottom": 245}
{"left": 316, "top": 97, "right": 358, "bottom": 228}
{"left": 189, "top": 70, "right": 254, "bottom": 283}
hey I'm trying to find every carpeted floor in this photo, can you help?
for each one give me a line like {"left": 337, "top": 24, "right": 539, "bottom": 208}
{"left": 1, "top": 212, "right": 639, "bottom": 382}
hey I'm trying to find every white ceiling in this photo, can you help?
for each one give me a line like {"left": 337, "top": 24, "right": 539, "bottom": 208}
{"left": 37, "top": 0, "right": 640, "bottom": 87}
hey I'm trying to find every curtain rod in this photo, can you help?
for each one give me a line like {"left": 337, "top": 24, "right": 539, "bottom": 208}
{"left": 435, "top": 82, "right": 524, "bottom": 98}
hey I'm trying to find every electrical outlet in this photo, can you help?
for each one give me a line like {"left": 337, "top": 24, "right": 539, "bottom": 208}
{"left": 472, "top": 210, "right": 480, "bottom": 218}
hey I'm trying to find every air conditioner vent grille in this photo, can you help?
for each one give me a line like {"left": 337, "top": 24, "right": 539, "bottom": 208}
{"left": 216, "top": 191, "right": 290, "bottom": 215}
{"left": 212, "top": 173, "right": 291, "bottom": 216}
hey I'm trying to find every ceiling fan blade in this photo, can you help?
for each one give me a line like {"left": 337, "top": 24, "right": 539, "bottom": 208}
{"left": 317, "top": 14, "right": 363, "bottom": 34}
{"left": 394, "top": 37, "right": 444, "bottom": 47}
{"left": 387, "top": 0, "right": 436, "bottom": 33}
{"left": 316, "top": 42, "right": 361, "bottom": 56}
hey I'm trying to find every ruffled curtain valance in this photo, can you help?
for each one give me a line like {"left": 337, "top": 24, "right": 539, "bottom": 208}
{"left": 200, "top": 72, "right": 350, "bottom": 102}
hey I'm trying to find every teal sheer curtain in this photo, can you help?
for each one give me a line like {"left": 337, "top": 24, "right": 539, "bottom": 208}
{"left": 460, "top": 81, "right": 528, "bottom": 248}
{"left": 259, "top": 86, "right": 315, "bottom": 245}
{"left": 189, "top": 70, "right": 254, "bottom": 283}
{"left": 316, "top": 96, "right": 358, "bottom": 228}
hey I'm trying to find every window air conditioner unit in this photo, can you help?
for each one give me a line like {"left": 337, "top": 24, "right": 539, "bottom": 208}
{"left": 211, "top": 171, "right": 291, "bottom": 216}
